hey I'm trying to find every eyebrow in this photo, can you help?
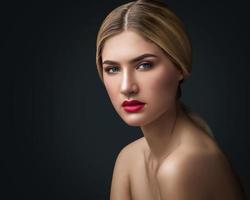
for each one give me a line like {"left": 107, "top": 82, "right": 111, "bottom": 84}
{"left": 102, "top": 53, "right": 158, "bottom": 66}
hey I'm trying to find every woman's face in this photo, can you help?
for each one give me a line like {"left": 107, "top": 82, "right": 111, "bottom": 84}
{"left": 101, "top": 30, "right": 183, "bottom": 127}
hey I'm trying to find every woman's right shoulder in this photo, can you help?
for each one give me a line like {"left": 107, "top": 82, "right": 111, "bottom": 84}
{"left": 110, "top": 137, "right": 147, "bottom": 200}
{"left": 115, "top": 137, "right": 147, "bottom": 166}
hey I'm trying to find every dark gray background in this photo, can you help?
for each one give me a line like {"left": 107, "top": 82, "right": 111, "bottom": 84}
{"left": 3, "top": 0, "right": 250, "bottom": 199}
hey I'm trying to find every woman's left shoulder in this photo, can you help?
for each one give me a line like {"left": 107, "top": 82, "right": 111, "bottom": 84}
{"left": 158, "top": 139, "right": 226, "bottom": 183}
{"left": 168, "top": 132, "right": 226, "bottom": 168}
{"left": 156, "top": 135, "right": 245, "bottom": 199}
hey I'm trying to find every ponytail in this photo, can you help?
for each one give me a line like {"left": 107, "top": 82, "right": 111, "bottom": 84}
{"left": 180, "top": 102, "right": 214, "bottom": 138}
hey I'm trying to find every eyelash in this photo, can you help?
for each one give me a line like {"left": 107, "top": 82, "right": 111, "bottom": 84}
{"left": 104, "top": 62, "right": 153, "bottom": 74}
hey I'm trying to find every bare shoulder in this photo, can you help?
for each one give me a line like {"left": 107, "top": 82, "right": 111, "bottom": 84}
{"left": 116, "top": 137, "right": 147, "bottom": 165}
{"left": 157, "top": 135, "right": 245, "bottom": 200}
{"left": 113, "top": 136, "right": 147, "bottom": 175}
{"left": 110, "top": 137, "right": 146, "bottom": 200}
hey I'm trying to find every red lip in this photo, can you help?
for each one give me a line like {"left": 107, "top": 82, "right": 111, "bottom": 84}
{"left": 122, "top": 100, "right": 146, "bottom": 113}
{"left": 122, "top": 100, "right": 145, "bottom": 106}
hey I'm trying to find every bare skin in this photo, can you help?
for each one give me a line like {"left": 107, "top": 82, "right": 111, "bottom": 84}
{"left": 110, "top": 107, "right": 245, "bottom": 200}
{"left": 102, "top": 30, "right": 245, "bottom": 200}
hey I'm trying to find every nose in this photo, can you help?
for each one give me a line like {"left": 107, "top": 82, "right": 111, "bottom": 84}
{"left": 120, "top": 71, "right": 139, "bottom": 97}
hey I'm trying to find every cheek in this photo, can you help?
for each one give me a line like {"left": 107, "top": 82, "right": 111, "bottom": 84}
{"left": 104, "top": 79, "right": 119, "bottom": 103}
{"left": 145, "top": 68, "right": 179, "bottom": 101}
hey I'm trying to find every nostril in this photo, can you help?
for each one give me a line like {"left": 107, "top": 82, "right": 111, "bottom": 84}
{"left": 121, "top": 82, "right": 138, "bottom": 96}
{"left": 122, "top": 85, "right": 139, "bottom": 97}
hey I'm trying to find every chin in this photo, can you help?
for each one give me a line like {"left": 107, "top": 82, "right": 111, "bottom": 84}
{"left": 121, "top": 114, "right": 150, "bottom": 127}
{"left": 124, "top": 120, "right": 144, "bottom": 127}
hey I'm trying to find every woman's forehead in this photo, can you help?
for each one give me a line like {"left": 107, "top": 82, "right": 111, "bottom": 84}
{"left": 102, "top": 31, "right": 164, "bottom": 63}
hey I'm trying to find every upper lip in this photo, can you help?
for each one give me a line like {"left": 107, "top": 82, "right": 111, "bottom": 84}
{"left": 122, "top": 100, "right": 145, "bottom": 106}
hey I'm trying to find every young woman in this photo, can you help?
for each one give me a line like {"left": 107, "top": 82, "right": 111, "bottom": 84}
{"left": 96, "top": 0, "right": 246, "bottom": 199}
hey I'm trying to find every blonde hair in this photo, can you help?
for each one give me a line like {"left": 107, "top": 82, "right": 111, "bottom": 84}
{"left": 96, "top": 0, "right": 214, "bottom": 137}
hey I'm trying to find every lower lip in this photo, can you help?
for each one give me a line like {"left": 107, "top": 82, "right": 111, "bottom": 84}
{"left": 123, "top": 104, "right": 145, "bottom": 113}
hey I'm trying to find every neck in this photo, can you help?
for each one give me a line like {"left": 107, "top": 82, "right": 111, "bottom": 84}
{"left": 140, "top": 101, "right": 185, "bottom": 162}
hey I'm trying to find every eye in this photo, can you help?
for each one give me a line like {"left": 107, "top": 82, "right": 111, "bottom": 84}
{"left": 104, "top": 66, "right": 120, "bottom": 74}
{"left": 137, "top": 62, "right": 153, "bottom": 70}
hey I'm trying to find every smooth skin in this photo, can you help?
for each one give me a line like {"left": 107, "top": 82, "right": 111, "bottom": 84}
{"left": 102, "top": 30, "right": 245, "bottom": 200}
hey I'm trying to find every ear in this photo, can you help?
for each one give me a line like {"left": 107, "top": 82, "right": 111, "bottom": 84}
{"left": 177, "top": 69, "right": 184, "bottom": 81}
